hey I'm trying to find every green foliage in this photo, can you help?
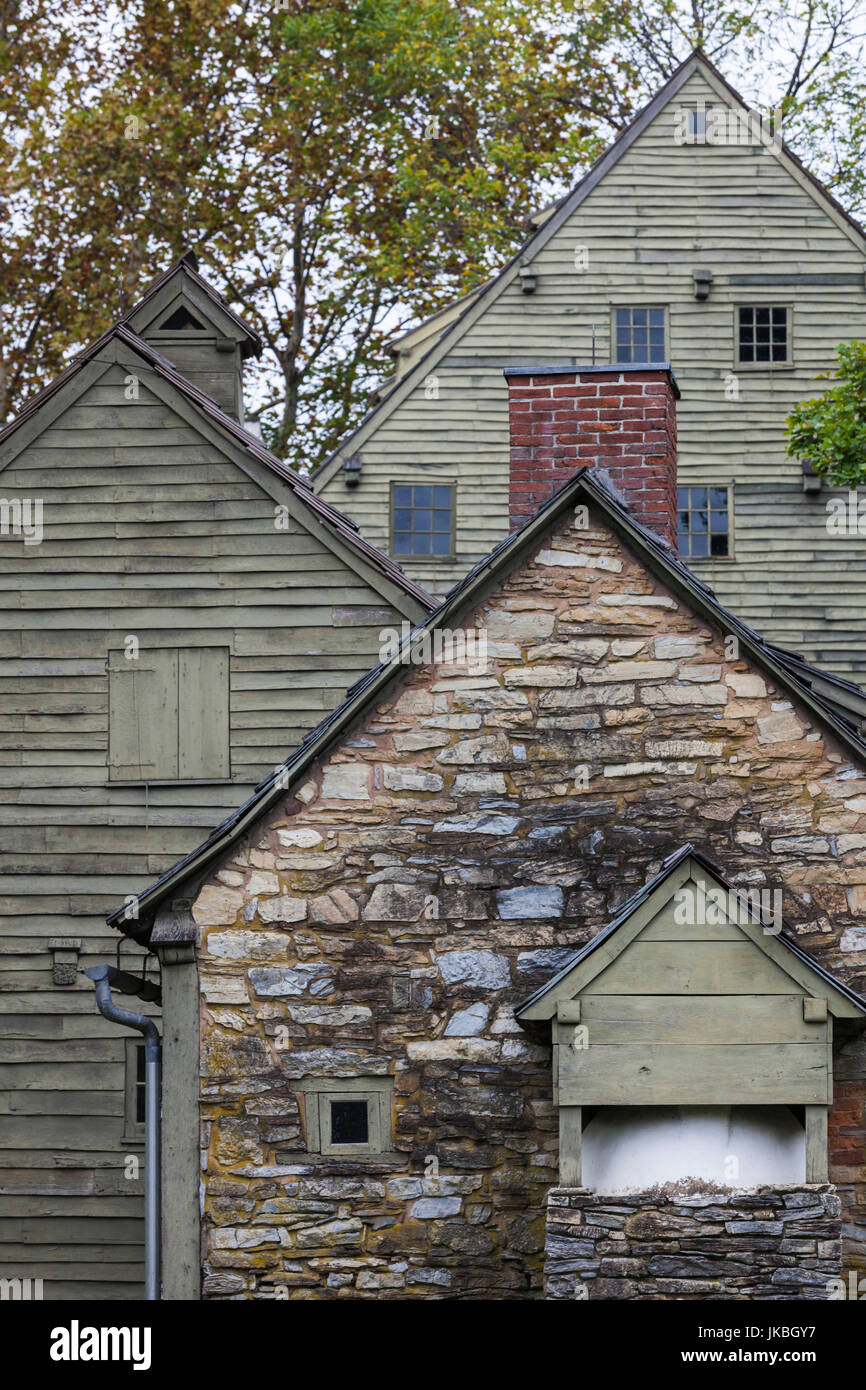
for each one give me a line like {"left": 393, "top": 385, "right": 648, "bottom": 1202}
{"left": 786, "top": 342, "right": 866, "bottom": 488}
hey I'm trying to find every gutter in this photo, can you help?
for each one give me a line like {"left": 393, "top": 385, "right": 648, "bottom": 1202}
{"left": 84, "top": 965, "right": 162, "bottom": 1301}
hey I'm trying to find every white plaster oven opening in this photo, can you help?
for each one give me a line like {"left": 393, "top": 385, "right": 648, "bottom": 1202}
{"left": 581, "top": 1105, "right": 806, "bottom": 1192}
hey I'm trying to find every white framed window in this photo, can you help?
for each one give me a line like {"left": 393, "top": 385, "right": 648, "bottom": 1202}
{"left": 677, "top": 485, "right": 733, "bottom": 560}
{"left": 736, "top": 304, "right": 792, "bottom": 367}
{"left": 391, "top": 482, "right": 455, "bottom": 560}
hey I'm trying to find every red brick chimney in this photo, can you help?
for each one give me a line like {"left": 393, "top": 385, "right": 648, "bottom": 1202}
{"left": 506, "top": 365, "right": 680, "bottom": 546}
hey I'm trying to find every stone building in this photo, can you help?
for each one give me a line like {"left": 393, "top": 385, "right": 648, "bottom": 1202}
{"left": 110, "top": 365, "right": 866, "bottom": 1299}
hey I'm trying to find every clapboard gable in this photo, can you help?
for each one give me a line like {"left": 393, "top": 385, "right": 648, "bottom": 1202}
{"left": 0, "top": 292, "right": 429, "bottom": 1298}
{"left": 313, "top": 52, "right": 866, "bottom": 681}
{"left": 518, "top": 850, "right": 866, "bottom": 1021}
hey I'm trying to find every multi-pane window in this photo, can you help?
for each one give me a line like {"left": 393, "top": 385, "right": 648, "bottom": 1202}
{"left": 392, "top": 483, "right": 453, "bottom": 558}
{"left": 677, "top": 486, "right": 731, "bottom": 559}
{"left": 614, "top": 307, "right": 666, "bottom": 363}
{"left": 737, "top": 306, "right": 789, "bottom": 364}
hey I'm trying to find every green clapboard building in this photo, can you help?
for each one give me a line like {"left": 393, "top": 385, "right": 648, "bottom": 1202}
{"left": 0, "top": 254, "right": 432, "bottom": 1299}
{"left": 314, "top": 51, "right": 866, "bottom": 682}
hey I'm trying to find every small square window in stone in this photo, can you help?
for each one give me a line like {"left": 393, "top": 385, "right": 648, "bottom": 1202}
{"left": 738, "top": 306, "right": 788, "bottom": 364}
{"left": 392, "top": 483, "right": 453, "bottom": 558}
{"left": 614, "top": 307, "right": 666, "bottom": 364}
{"left": 300, "top": 1080, "right": 393, "bottom": 1157}
{"left": 677, "top": 485, "right": 730, "bottom": 559}
{"left": 329, "top": 1099, "right": 369, "bottom": 1146}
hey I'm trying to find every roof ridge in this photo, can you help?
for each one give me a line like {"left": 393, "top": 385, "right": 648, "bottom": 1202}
{"left": 122, "top": 253, "right": 264, "bottom": 355}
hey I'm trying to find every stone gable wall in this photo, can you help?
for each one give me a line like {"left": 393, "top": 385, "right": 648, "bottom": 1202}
{"left": 194, "top": 503, "right": 866, "bottom": 1299}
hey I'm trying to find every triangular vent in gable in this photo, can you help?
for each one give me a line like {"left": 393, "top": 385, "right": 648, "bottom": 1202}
{"left": 158, "top": 306, "right": 207, "bottom": 331}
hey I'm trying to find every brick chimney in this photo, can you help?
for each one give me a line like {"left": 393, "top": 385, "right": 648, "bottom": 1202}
{"left": 506, "top": 364, "right": 680, "bottom": 546}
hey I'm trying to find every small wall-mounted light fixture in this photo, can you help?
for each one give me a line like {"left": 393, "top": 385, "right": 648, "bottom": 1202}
{"left": 342, "top": 454, "right": 363, "bottom": 488}
{"left": 802, "top": 457, "right": 823, "bottom": 494}
{"left": 48, "top": 937, "right": 82, "bottom": 987}
{"left": 692, "top": 267, "right": 713, "bottom": 301}
{"left": 519, "top": 261, "right": 537, "bottom": 294}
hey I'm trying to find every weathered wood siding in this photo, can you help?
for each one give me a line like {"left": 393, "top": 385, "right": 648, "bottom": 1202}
{"left": 0, "top": 364, "right": 419, "bottom": 1299}
{"left": 317, "top": 66, "right": 866, "bottom": 676}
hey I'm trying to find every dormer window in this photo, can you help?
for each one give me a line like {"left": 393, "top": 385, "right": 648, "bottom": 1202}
{"left": 125, "top": 257, "right": 261, "bottom": 420}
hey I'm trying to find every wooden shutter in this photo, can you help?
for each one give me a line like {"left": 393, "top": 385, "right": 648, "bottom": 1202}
{"left": 178, "top": 648, "right": 230, "bottom": 779}
{"left": 108, "top": 649, "right": 179, "bottom": 780}
{"left": 109, "top": 646, "right": 229, "bottom": 781}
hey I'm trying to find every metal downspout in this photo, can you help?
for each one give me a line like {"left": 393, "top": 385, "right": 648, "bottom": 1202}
{"left": 85, "top": 964, "right": 161, "bottom": 1301}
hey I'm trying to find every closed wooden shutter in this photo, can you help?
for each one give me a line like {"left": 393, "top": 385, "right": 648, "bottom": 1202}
{"left": 178, "top": 647, "right": 230, "bottom": 779}
{"left": 109, "top": 646, "right": 229, "bottom": 781}
{"left": 108, "top": 648, "right": 179, "bottom": 780}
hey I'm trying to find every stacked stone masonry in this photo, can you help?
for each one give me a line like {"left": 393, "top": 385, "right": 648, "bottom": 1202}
{"left": 194, "top": 501, "right": 866, "bottom": 1299}
{"left": 544, "top": 1186, "right": 842, "bottom": 1300}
